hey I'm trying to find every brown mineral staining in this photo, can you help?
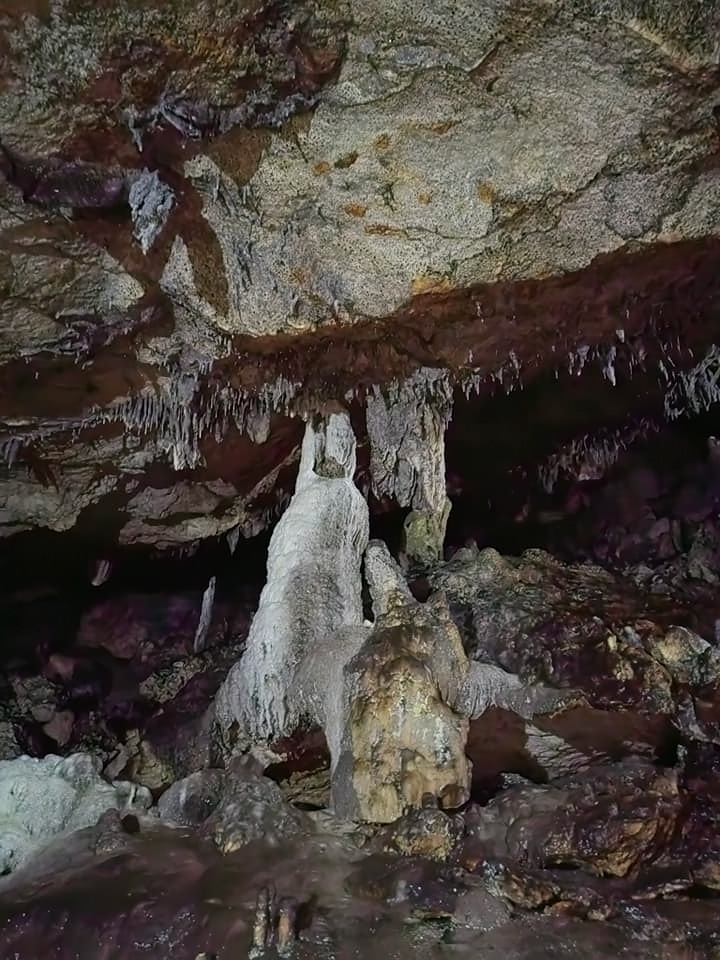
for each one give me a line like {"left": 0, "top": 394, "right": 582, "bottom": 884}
{"left": 183, "top": 215, "right": 231, "bottom": 318}
{"left": 209, "top": 127, "right": 271, "bottom": 185}
{"left": 312, "top": 160, "right": 331, "bottom": 175}
{"left": 373, "top": 133, "right": 392, "bottom": 150}
{"left": 417, "top": 191, "right": 433, "bottom": 204}
{"left": 288, "top": 267, "right": 309, "bottom": 287}
{"left": 364, "top": 222, "right": 406, "bottom": 237}
{"left": 334, "top": 150, "right": 359, "bottom": 169}
{"left": 343, "top": 202, "right": 367, "bottom": 217}
{"left": 476, "top": 180, "right": 496, "bottom": 204}
{"left": 419, "top": 119, "right": 458, "bottom": 135}
{"left": 411, "top": 274, "right": 454, "bottom": 295}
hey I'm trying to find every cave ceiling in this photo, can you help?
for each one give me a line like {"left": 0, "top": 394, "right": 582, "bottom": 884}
{"left": 0, "top": 0, "right": 719, "bottom": 557}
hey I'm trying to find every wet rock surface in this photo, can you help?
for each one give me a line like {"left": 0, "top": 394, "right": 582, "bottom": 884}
{"left": 460, "top": 760, "right": 680, "bottom": 878}
{"left": 198, "top": 760, "right": 313, "bottom": 855}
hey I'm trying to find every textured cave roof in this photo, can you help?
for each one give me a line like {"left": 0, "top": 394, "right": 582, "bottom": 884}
{"left": 0, "top": 0, "right": 719, "bottom": 552}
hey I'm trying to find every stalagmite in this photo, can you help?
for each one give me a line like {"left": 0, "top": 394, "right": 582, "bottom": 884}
{"left": 329, "top": 539, "right": 471, "bottom": 821}
{"left": 213, "top": 411, "right": 370, "bottom": 746}
{"left": 366, "top": 367, "right": 453, "bottom": 570}
{"left": 213, "top": 414, "right": 575, "bottom": 821}
{"left": 193, "top": 575, "right": 216, "bottom": 653}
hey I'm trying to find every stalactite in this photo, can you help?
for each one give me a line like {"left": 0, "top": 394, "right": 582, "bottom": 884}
{"left": 537, "top": 418, "right": 659, "bottom": 492}
{"left": 89, "top": 558, "right": 112, "bottom": 586}
{"left": 366, "top": 367, "right": 453, "bottom": 568}
{"left": 366, "top": 367, "right": 452, "bottom": 510}
{"left": 664, "top": 343, "right": 720, "bottom": 420}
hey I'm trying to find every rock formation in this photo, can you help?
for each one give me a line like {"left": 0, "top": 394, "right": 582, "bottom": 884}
{"left": 0, "top": 0, "right": 717, "bottom": 550}
{"left": 213, "top": 415, "right": 473, "bottom": 820}
{"left": 213, "top": 411, "right": 370, "bottom": 749}
{"left": 0, "top": 753, "right": 151, "bottom": 875}
{"left": 2, "top": 1, "right": 720, "bottom": 954}
{"left": 331, "top": 540, "right": 471, "bottom": 821}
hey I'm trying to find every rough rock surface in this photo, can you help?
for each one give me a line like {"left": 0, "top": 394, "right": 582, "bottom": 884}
{"left": 200, "top": 762, "right": 313, "bottom": 854}
{"left": 463, "top": 760, "right": 680, "bottom": 877}
{"left": 420, "top": 542, "right": 720, "bottom": 787}
{"left": 0, "top": 752, "right": 151, "bottom": 875}
{"left": 331, "top": 540, "right": 471, "bottom": 822}
{"left": 377, "top": 802, "right": 464, "bottom": 862}
{"left": 0, "top": 0, "right": 718, "bottom": 548}
{"left": 432, "top": 543, "right": 719, "bottom": 715}
{"left": 159, "top": 761, "right": 312, "bottom": 853}
{"left": 214, "top": 411, "right": 370, "bottom": 747}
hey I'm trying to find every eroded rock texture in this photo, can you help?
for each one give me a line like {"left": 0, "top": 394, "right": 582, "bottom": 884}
{"left": 0, "top": 0, "right": 717, "bottom": 549}
{"left": 1, "top": 3, "right": 720, "bottom": 956}
{"left": 214, "top": 412, "right": 369, "bottom": 749}
{"left": 332, "top": 540, "right": 471, "bottom": 822}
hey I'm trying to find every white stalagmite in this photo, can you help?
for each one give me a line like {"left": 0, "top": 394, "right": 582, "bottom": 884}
{"left": 213, "top": 411, "right": 370, "bottom": 744}
{"left": 194, "top": 575, "right": 217, "bottom": 653}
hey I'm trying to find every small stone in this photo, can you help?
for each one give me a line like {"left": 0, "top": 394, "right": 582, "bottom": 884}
{"left": 382, "top": 806, "right": 463, "bottom": 862}
{"left": 275, "top": 897, "right": 299, "bottom": 956}
{"left": 647, "top": 625, "right": 720, "bottom": 686}
{"left": 250, "top": 884, "right": 275, "bottom": 955}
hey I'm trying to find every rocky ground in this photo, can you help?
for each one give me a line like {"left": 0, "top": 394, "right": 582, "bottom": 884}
{"left": 1, "top": 430, "right": 720, "bottom": 958}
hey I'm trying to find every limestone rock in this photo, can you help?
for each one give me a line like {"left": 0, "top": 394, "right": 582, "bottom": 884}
{"left": 464, "top": 761, "right": 680, "bottom": 878}
{"left": 157, "top": 769, "right": 226, "bottom": 827}
{"left": 431, "top": 546, "right": 681, "bottom": 715}
{"left": 199, "top": 762, "right": 312, "bottom": 854}
{"left": 331, "top": 540, "right": 470, "bottom": 822}
{"left": 0, "top": 0, "right": 718, "bottom": 549}
{"left": 379, "top": 803, "right": 464, "bottom": 861}
{"left": 214, "top": 412, "right": 369, "bottom": 745}
{"left": 0, "top": 753, "right": 151, "bottom": 875}
{"left": 646, "top": 625, "right": 720, "bottom": 686}
{"left": 159, "top": 763, "right": 312, "bottom": 854}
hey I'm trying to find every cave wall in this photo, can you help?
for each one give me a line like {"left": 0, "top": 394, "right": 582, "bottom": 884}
{"left": 0, "top": 0, "right": 718, "bottom": 552}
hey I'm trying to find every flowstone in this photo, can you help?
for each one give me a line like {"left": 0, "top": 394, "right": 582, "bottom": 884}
{"left": 213, "top": 411, "right": 370, "bottom": 747}
{"left": 0, "top": 753, "right": 151, "bottom": 875}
